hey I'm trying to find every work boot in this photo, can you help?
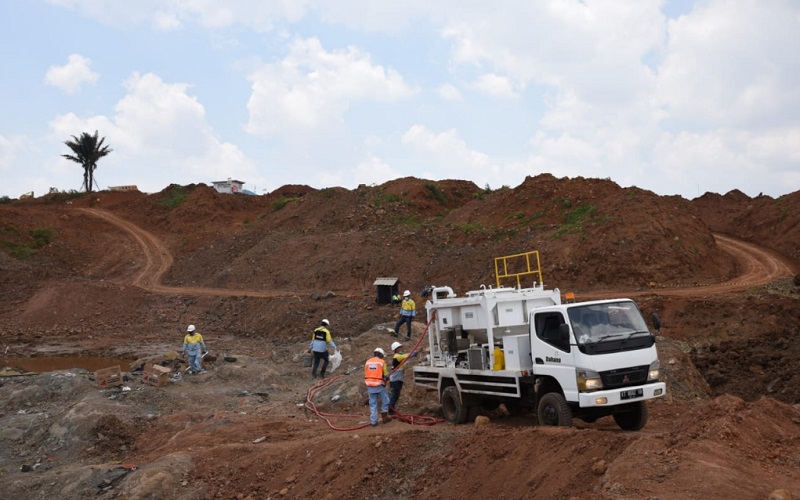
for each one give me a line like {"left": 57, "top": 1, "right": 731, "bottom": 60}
{"left": 381, "top": 412, "right": 391, "bottom": 423}
{"left": 320, "top": 371, "right": 326, "bottom": 379}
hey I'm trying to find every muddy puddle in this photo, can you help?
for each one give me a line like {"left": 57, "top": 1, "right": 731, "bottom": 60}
{"left": 0, "top": 356, "right": 131, "bottom": 373}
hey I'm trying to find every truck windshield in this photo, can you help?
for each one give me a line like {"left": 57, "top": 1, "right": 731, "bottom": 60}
{"left": 567, "top": 301, "right": 649, "bottom": 346}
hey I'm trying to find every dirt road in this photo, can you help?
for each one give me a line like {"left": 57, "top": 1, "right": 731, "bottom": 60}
{"left": 82, "top": 208, "right": 795, "bottom": 300}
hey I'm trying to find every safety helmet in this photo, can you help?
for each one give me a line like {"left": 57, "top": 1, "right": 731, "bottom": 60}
{"left": 403, "top": 290, "right": 411, "bottom": 297}
{"left": 321, "top": 319, "right": 330, "bottom": 326}
{"left": 187, "top": 324, "right": 195, "bottom": 332}
{"left": 391, "top": 341, "right": 402, "bottom": 351}
{"left": 374, "top": 347, "right": 385, "bottom": 357}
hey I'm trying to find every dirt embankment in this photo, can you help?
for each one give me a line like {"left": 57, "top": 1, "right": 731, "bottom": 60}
{"left": 1, "top": 177, "right": 800, "bottom": 499}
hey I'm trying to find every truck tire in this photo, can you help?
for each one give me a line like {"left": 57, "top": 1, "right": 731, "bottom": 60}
{"left": 537, "top": 392, "right": 573, "bottom": 427}
{"left": 612, "top": 401, "right": 648, "bottom": 431}
{"left": 441, "top": 386, "right": 468, "bottom": 424}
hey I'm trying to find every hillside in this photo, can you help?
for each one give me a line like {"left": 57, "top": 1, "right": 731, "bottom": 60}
{"left": 1, "top": 175, "right": 799, "bottom": 499}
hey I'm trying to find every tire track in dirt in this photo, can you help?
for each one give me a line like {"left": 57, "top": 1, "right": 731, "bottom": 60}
{"left": 82, "top": 209, "right": 794, "bottom": 300}
{"left": 584, "top": 233, "right": 795, "bottom": 299}
{"left": 80, "top": 208, "right": 299, "bottom": 298}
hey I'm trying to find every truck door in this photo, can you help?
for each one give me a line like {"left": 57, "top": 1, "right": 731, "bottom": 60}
{"left": 531, "top": 311, "right": 577, "bottom": 401}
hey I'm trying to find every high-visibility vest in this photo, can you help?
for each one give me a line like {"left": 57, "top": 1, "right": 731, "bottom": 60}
{"left": 313, "top": 327, "right": 330, "bottom": 341}
{"left": 364, "top": 356, "right": 385, "bottom": 387}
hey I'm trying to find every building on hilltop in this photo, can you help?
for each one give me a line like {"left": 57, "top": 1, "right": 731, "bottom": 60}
{"left": 212, "top": 178, "right": 245, "bottom": 194}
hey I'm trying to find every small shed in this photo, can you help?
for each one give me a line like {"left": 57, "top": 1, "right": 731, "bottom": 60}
{"left": 373, "top": 277, "right": 400, "bottom": 305}
{"left": 212, "top": 178, "right": 245, "bottom": 194}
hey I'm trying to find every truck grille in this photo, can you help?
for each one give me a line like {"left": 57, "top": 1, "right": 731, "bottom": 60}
{"left": 600, "top": 365, "right": 648, "bottom": 389}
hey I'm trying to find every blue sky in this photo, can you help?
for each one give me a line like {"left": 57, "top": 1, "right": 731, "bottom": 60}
{"left": 1, "top": 0, "right": 799, "bottom": 199}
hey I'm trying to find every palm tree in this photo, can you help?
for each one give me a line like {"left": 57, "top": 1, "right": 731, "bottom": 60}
{"left": 62, "top": 130, "right": 113, "bottom": 193}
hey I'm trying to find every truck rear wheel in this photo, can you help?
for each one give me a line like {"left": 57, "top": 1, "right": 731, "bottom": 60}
{"left": 537, "top": 393, "right": 573, "bottom": 427}
{"left": 612, "top": 401, "right": 648, "bottom": 431}
{"left": 441, "top": 386, "right": 468, "bottom": 424}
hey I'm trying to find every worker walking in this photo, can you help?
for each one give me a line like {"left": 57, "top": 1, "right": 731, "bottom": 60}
{"left": 393, "top": 290, "right": 416, "bottom": 339}
{"left": 365, "top": 347, "right": 391, "bottom": 427}
{"left": 309, "top": 319, "right": 337, "bottom": 379}
{"left": 388, "top": 341, "right": 417, "bottom": 415}
{"left": 181, "top": 324, "right": 207, "bottom": 374}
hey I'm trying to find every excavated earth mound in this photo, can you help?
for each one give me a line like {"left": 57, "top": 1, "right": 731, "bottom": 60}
{"left": 1, "top": 175, "right": 799, "bottom": 499}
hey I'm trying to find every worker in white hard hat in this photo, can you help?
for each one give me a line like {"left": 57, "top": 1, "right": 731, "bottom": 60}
{"left": 364, "top": 347, "right": 391, "bottom": 426}
{"left": 388, "top": 341, "right": 418, "bottom": 415}
{"left": 392, "top": 290, "right": 416, "bottom": 339}
{"left": 309, "top": 319, "right": 337, "bottom": 379}
{"left": 181, "top": 324, "right": 207, "bottom": 374}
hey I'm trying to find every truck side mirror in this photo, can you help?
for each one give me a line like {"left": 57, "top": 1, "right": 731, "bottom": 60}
{"left": 559, "top": 323, "right": 570, "bottom": 341}
{"left": 651, "top": 313, "right": 661, "bottom": 335}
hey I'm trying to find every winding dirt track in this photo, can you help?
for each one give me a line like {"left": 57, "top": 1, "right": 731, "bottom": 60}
{"left": 81, "top": 208, "right": 298, "bottom": 298}
{"left": 81, "top": 208, "right": 795, "bottom": 300}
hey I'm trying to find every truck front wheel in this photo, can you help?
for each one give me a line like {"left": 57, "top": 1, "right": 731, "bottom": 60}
{"left": 613, "top": 401, "right": 648, "bottom": 431}
{"left": 441, "top": 386, "right": 468, "bottom": 424}
{"left": 537, "top": 393, "right": 573, "bottom": 427}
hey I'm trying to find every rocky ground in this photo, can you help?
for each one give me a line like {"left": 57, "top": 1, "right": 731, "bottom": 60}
{"left": 1, "top": 176, "right": 799, "bottom": 499}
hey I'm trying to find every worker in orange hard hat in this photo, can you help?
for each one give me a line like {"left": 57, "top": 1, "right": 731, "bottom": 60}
{"left": 364, "top": 347, "right": 391, "bottom": 427}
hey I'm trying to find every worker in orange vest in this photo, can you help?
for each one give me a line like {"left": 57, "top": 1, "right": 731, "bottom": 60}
{"left": 364, "top": 347, "right": 391, "bottom": 427}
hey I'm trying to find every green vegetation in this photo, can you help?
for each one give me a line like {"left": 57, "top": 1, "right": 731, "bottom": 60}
{"left": 0, "top": 196, "right": 10, "bottom": 205}
{"left": 370, "top": 192, "right": 404, "bottom": 208}
{"left": 271, "top": 196, "right": 299, "bottom": 211}
{"left": 454, "top": 222, "right": 484, "bottom": 233}
{"left": 1, "top": 227, "right": 54, "bottom": 259}
{"left": 554, "top": 203, "right": 602, "bottom": 238}
{"left": 46, "top": 190, "right": 83, "bottom": 204}
{"left": 61, "top": 130, "right": 112, "bottom": 193}
{"left": 395, "top": 214, "right": 424, "bottom": 227}
{"left": 472, "top": 183, "right": 493, "bottom": 200}
{"left": 157, "top": 186, "right": 187, "bottom": 210}
{"left": 424, "top": 183, "right": 447, "bottom": 204}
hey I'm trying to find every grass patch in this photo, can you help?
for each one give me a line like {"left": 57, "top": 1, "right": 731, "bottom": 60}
{"left": 1, "top": 227, "right": 54, "bottom": 259}
{"left": 424, "top": 183, "right": 447, "bottom": 204}
{"left": 271, "top": 196, "right": 299, "bottom": 211}
{"left": 554, "top": 204, "right": 599, "bottom": 239}
{"left": 157, "top": 186, "right": 187, "bottom": 210}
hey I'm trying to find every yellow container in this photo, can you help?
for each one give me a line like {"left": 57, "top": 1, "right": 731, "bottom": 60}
{"left": 493, "top": 347, "right": 505, "bottom": 370}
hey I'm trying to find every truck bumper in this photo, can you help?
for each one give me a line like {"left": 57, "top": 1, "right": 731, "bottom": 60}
{"left": 577, "top": 381, "right": 666, "bottom": 407}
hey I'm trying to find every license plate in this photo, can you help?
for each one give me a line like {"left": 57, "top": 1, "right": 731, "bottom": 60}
{"left": 620, "top": 388, "right": 643, "bottom": 400}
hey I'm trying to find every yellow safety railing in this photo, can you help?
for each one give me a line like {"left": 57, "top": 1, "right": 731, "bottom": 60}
{"left": 494, "top": 250, "right": 543, "bottom": 288}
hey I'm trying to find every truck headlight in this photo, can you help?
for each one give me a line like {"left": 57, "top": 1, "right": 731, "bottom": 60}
{"left": 577, "top": 368, "right": 603, "bottom": 391}
{"left": 648, "top": 360, "right": 660, "bottom": 381}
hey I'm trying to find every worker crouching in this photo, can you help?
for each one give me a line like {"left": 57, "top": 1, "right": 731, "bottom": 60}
{"left": 365, "top": 347, "right": 391, "bottom": 426}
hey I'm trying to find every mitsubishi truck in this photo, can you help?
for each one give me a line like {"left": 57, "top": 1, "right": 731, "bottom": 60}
{"left": 412, "top": 251, "right": 666, "bottom": 430}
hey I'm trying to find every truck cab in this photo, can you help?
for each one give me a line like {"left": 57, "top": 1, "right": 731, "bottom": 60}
{"left": 529, "top": 300, "right": 665, "bottom": 428}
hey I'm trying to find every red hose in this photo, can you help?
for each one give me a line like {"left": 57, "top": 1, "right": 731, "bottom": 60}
{"left": 304, "top": 312, "right": 444, "bottom": 430}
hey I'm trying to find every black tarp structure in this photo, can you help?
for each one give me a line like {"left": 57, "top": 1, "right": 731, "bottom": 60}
{"left": 373, "top": 277, "right": 399, "bottom": 304}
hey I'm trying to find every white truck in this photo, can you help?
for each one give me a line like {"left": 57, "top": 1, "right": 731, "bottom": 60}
{"left": 412, "top": 279, "right": 666, "bottom": 430}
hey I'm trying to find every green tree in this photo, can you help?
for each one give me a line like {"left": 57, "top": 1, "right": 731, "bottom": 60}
{"left": 62, "top": 130, "right": 113, "bottom": 193}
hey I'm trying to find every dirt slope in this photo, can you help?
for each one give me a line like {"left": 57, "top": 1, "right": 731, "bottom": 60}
{"left": 1, "top": 176, "right": 800, "bottom": 499}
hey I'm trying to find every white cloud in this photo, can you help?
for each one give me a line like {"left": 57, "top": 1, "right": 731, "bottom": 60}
{"left": 402, "top": 124, "right": 491, "bottom": 171}
{"left": 245, "top": 37, "right": 416, "bottom": 136}
{"left": 47, "top": 0, "right": 310, "bottom": 31}
{"left": 0, "top": 135, "right": 33, "bottom": 173}
{"left": 49, "top": 72, "right": 257, "bottom": 192}
{"left": 44, "top": 54, "right": 100, "bottom": 94}
{"left": 437, "top": 83, "right": 462, "bottom": 101}
{"left": 352, "top": 155, "right": 399, "bottom": 186}
{"left": 471, "top": 73, "right": 517, "bottom": 99}
{"left": 657, "top": 0, "right": 800, "bottom": 128}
